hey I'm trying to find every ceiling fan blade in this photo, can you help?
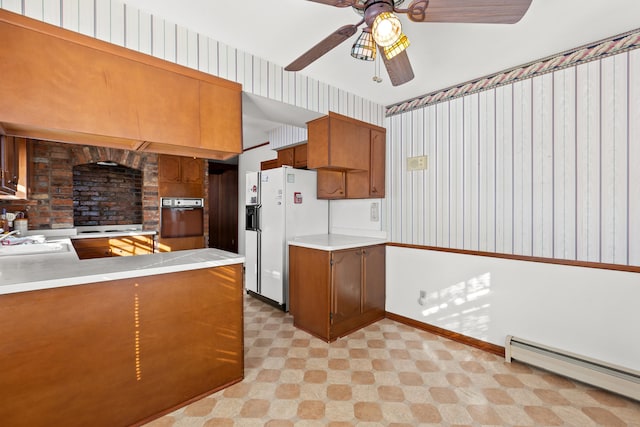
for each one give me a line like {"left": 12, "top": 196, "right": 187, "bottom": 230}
{"left": 285, "top": 24, "right": 358, "bottom": 72}
{"left": 381, "top": 49, "right": 414, "bottom": 86}
{"left": 403, "top": 0, "right": 532, "bottom": 24}
{"left": 306, "top": 0, "right": 357, "bottom": 7}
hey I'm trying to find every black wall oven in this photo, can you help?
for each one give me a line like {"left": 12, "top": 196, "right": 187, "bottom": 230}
{"left": 160, "top": 197, "right": 204, "bottom": 238}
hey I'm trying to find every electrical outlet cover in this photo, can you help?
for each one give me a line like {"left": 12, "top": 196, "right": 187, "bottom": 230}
{"left": 407, "top": 155, "right": 428, "bottom": 171}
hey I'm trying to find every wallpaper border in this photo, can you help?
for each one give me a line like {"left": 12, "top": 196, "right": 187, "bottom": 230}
{"left": 386, "top": 27, "right": 640, "bottom": 116}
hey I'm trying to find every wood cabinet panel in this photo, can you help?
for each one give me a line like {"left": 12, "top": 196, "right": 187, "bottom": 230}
{"left": 294, "top": 144, "right": 308, "bottom": 168}
{"left": 307, "top": 117, "right": 329, "bottom": 169}
{"left": 317, "top": 169, "right": 346, "bottom": 199}
{"left": 0, "top": 265, "right": 243, "bottom": 427}
{"left": 307, "top": 112, "right": 385, "bottom": 200}
{"left": 289, "top": 246, "right": 331, "bottom": 340}
{"left": 260, "top": 158, "right": 279, "bottom": 171}
{"left": 157, "top": 236, "right": 205, "bottom": 252}
{"left": 199, "top": 81, "right": 242, "bottom": 153}
{"left": 363, "top": 245, "right": 386, "bottom": 313}
{"left": 289, "top": 244, "right": 385, "bottom": 342}
{"left": 277, "top": 147, "right": 295, "bottom": 167}
{"left": 370, "top": 129, "right": 386, "bottom": 197}
{"left": 72, "top": 235, "right": 155, "bottom": 259}
{"left": 0, "top": 135, "right": 18, "bottom": 194}
{"left": 329, "top": 118, "right": 370, "bottom": 171}
{"left": 158, "top": 155, "right": 182, "bottom": 183}
{"left": 0, "top": 9, "right": 241, "bottom": 160}
{"left": 331, "top": 248, "right": 362, "bottom": 327}
{"left": 276, "top": 144, "right": 307, "bottom": 169}
{"left": 181, "top": 157, "right": 204, "bottom": 184}
{"left": 158, "top": 154, "right": 204, "bottom": 197}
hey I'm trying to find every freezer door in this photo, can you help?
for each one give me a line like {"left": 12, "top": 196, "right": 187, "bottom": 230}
{"left": 245, "top": 171, "right": 260, "bottom": 205}
{"left": 258, "top": 168, "right": 286, "bottom": 304}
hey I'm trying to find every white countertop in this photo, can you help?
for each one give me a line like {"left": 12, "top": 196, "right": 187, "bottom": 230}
{"left": 0, "top": 238, "right": 244, "bottom": 295}
{"left": 288, "top": 234, "right": 387, "bottom": 251}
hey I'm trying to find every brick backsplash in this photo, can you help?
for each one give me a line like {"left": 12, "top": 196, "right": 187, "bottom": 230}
{"left": 73, "top": 163, "right": 143, "bottom": 226}
{"left": 0, "top": 140, "right": 160, "bottom": 231}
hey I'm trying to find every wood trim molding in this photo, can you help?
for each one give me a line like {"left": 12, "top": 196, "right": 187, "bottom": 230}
{"left": 386, "top": 242, "right": 640, "bottom": 274}
{"left": 385, "top": 312, "right": 505, "bottom": 357}
{"left": 243, "top": 141, "right": 270, "bottom": 152}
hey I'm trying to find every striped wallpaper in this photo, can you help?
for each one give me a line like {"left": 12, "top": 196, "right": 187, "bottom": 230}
{"left": 386, "top": 49, "right": 640, "bottom": 267}
{"left": 268, "top": 125, "right": 308, "bottom": 150}
{"left": 0, "top": 0, "right": 385, "bottom": 138}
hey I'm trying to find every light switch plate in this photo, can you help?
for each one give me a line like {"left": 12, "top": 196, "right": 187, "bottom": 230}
{"left": 407, "top": 155, "right": 428, "bottom": 171}
{"left": 370, "top": 202, "right": 379, "bottom": 222}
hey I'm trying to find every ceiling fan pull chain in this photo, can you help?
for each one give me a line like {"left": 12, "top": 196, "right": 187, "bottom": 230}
{"left": 373, "top": 51, "right": 383, "bottom": 83}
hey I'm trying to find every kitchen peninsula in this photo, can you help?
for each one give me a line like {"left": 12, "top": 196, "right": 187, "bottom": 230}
{"left": 0, "top": 241, "right": 244, "bottom": 427}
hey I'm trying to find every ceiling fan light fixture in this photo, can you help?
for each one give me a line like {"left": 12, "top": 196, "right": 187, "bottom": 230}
{"left": 371, "top": 11, "right": 402, "bottom": 47}
{"left": 351, "top": 29, "right": 377, "bottom": 61}
{"left": 383, "top": 33, "right": 410, "bottom": 60}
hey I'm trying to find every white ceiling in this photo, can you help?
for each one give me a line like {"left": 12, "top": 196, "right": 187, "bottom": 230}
{"left": 121, "top": 0, "right": 640, "bottom": 143}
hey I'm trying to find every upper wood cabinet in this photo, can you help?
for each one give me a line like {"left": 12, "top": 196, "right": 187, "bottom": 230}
{"left": 158, "top": 154, "right": 204, "bottom": 197}
{"left": 277, "top": 143, "right": 307, "bottom": 169}
{"left": 308, "top": 112, "right": 386, "bottom": 199}
{"left": 0, "top": 9, "right": 241, "bottom": 161}
{"left": 260, "top": 158, "right": 279, "bottom": 171}
{"left": 307, "top": 113, "right": 370, "bottom": 171}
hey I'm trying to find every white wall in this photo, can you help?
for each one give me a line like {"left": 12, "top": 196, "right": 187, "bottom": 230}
{"left": 386, "top": 246, "right": 640, "bottom": 372}
{"left": 330, "top": 199, "right": 386, "bottom": 239}
{"left": 384, "top": 45, "right": 640, "bottom": 374}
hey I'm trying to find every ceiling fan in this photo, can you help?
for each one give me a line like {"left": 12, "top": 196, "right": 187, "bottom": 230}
{"left": 285, "top": 0, "right": 533, "bottom": 86}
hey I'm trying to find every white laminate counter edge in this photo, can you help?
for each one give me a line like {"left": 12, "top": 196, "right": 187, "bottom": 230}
{"left": 70, "top": 230, "right": 157, "bottom": 239}
{"left": 288, "top": 234, "right": 388, "bottom": 251}
{"left": 0, "top": 248, "right": 244, "bottom": 296}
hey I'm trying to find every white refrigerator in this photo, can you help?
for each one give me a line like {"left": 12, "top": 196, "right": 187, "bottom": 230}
{"left": 245, "top": 166, "right": 328, "bottom": 310}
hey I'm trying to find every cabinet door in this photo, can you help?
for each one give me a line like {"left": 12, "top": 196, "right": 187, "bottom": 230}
{"left": 289, "top": 245, "right": 332, "bottom": 341}
{"left": 294, "top": 144, "right": 307, "bottom": 168}
{"left": 345, "top": 170, "right": 370, "bottom": 199}
{"left": 317, "top": 169, "right": 345, "bottom": 199}
{"left": 260, "top": 159, "right": 279, "bottom": 171}
{"left": 0, "top": 135, "right": 18, "bottom": 194}
{"left": 369, "top": 129, "right": 385, "bottom": 197}
{"left": 277, "top": 147, "right": 294, "bottom": 167}
{"left": 329, "top": 118, "right": 370, "bottom": 171}
{"left": 158, "top": 155, "right": 181, "bottom": 183}
{"left": 181, "top": 157, "right": 203, "bottom": 184}
{"left": 362, "top": 245, "right": 385, "bottom": 313}
{"left": 331, "top": 248, "right": 362, "bottom": 328}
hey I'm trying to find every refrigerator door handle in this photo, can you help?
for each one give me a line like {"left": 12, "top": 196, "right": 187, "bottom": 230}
{"left": 256, "top": 205, "right": 262, "bottom": 232}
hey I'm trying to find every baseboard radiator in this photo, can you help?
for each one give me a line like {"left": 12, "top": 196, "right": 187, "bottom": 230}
{"left": 505, "top": 336, "right": 640, "bottom": 401}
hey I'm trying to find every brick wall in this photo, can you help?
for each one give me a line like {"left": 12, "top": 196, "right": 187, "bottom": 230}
{"left": 73, "top": 163, "right": 143, "bottom": 226}
{"left": 0, "top": 140, "right": 160, "bottom": 231}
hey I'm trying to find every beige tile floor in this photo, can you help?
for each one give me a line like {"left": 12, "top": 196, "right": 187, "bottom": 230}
{"left": 144, "top": 294, "right": 640, "bottom": 426}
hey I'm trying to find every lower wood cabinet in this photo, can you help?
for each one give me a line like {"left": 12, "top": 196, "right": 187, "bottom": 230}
{"left": 289, "top": 244, "right": 385, "bottom": 342}
{"left": 72, "top": 235, "right": 155, "bottom": 259}
{"left": 0, "top": 265, "right": 244, "bottom": 427}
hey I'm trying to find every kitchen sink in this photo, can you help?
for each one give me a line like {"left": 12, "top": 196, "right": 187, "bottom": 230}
{"left": 0, "top": 241, "right": 72, "bottom": 257}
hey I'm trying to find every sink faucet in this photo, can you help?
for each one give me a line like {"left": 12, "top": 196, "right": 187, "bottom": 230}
{"left": 0, "top": 230, "right": 21, "bottom": 242}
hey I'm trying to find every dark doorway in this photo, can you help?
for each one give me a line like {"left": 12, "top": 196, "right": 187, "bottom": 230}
{"left": 208, "top": 161, "right": 238, "bottom": 253}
